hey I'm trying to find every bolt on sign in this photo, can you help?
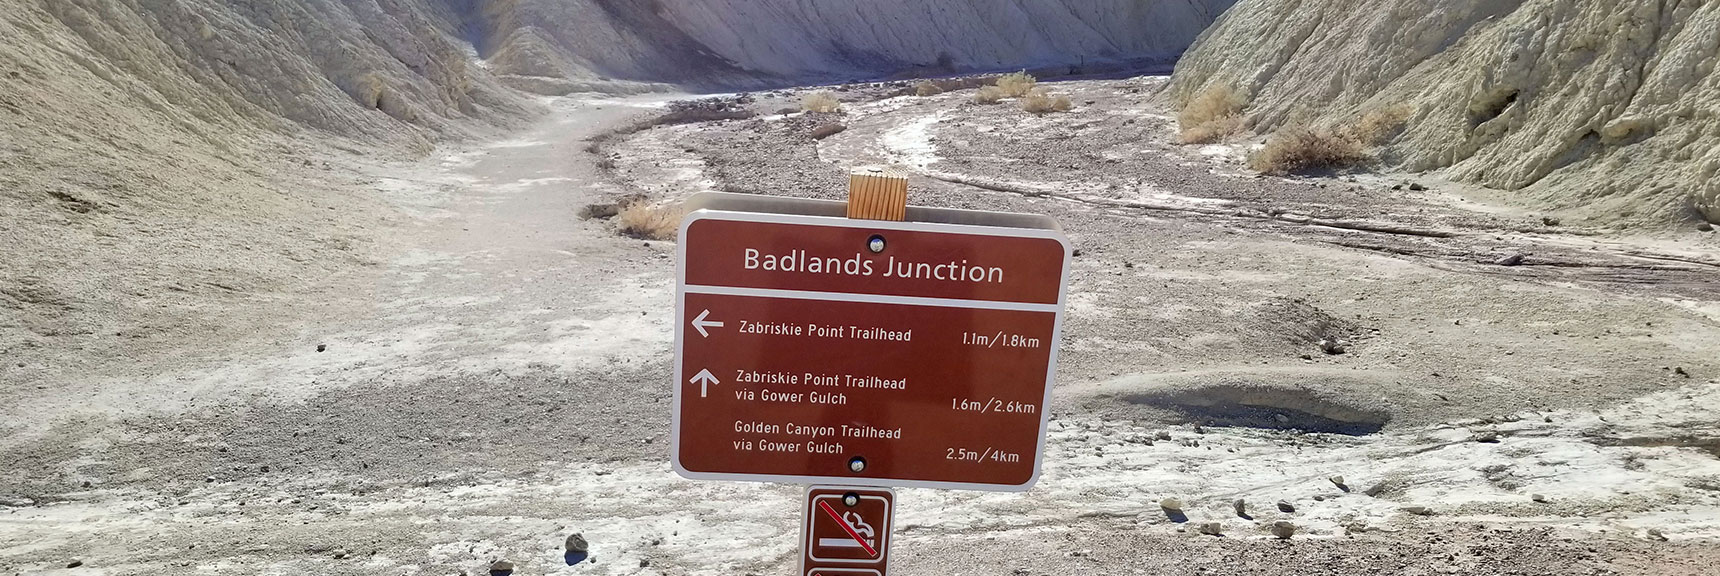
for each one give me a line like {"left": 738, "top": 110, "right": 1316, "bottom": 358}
{"left": 670, "top": 191, "right": 1071, "bottom": 491}
{"left": 800, "top": 486, "right": 894, "bottom": 576}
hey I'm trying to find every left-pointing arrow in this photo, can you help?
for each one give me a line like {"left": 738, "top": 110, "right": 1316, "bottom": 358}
{"left": 692, "top": 309, "right": 724, "bottom": 338}
{"left": 690, "top": 368, "right": 720, "bottom": 398}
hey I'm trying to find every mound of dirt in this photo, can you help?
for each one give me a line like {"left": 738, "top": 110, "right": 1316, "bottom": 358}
{"left": 1170, "top": 0, "right": 1720, "bottom": 226}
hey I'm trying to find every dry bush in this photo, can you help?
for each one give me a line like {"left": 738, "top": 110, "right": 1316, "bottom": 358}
{"left": 801, "top": 91, "right": 841, "bottom": 113}
{"left": 1345, "top": 104, "right": 1413, "bottom": 146}
{"left": 1179, "top": 115, "right": 1243, "bottom": 144}
{"left": 974, "top": 85, "right": 1005, "bottom": 104}
{"left": 995, "top": 71, "right": 1037, "bottom": 97}
{"left": 1250, "top": 126, "right": 1369, "bottom": 175}
{"left": 616, "top": 201, "right": 683, "bottom": 240}
{"left": 914, "top": 80, "right": 944, "bottom": 97}
{"left": 1021, "top": 89, "right": 1072, "bottom": 114}
{"left": 1178, "top": 84, "right": 1247, "bottom": 144}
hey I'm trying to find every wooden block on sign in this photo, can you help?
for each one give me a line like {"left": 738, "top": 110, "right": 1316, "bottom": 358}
{"left": 847, "top": 170, "right": 908, "bottom": 221}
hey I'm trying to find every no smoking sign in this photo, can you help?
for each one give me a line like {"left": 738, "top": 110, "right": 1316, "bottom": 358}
{"left": 801, "top": 486, "right": 894, "bottom": 576}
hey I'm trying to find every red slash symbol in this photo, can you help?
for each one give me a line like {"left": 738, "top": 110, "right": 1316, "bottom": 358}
{"left": 817, "top": 499, "right": 878, "bottom": 557}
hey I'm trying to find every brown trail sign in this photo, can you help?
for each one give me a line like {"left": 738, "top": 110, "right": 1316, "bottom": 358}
{"left": 670, "top": 192, "right": 1071, "bottom": 491}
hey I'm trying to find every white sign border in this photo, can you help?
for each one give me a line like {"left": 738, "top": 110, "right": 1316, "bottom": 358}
{"left": 670, "top": 208, "right": 1072, "bottom": 492}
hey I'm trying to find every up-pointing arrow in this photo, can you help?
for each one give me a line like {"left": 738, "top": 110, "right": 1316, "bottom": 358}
{"left": 690, "top": 368, "right": 720, "bottom": 398}
{"left": 691, "top": 309, "right": 723, "bottom": 338}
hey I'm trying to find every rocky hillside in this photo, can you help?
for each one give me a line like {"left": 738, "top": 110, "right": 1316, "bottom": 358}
{"left": 1170, "top": 0, "right": 1720, "bottom": 226}
{"left": 0, "top": 0, "right": 526, "bottom": 374}
{"left": 468, "top": 0, "right": 1238, "bottom": 93}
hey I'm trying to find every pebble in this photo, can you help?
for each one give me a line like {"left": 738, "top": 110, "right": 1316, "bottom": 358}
{"left": 1271, "top": 521, "right": 1296, "bottom": 539}
{"left": 1646, "top": 528, "right": 1668, "bottom": 541}
{"left": 1408, "top": 182, "right": 1427, "bottom": 191}
{"left": 1154, "top": 431, "right": 1172, "bottom": 441}
{"left": 67, "top": 559, "right": 84, "bottom": 568}
{"left": 1318, "top": 339, "right": 1346, "bottom": 355}
{"left": 316, "top": 343, "right": 326, "bottom": 353}
{"left": 1532, "top": 494, "right": 1547, "bottom": 503}
{"left": 490, "top": 559, "right": 515, "bottom": 573}
{"left": 1277, "top": 500, "right": 1295, "bottom": 513}
{"left": 1402, "top": 506, "right": 1433, "bottom": 516}
{"left": 1698, "top": 222, "right": 1714, "bottom": 232}
{"left": 1233, "top": 499, "right": 1247, "bottom": 517}
{"left": 639, "top": 558, "right": 650, "bottom": 567}
{"left": 1329, "top": 475, "right": 1347, "bottom": 489}
{"left": 332, "top": 549, "right": 349, "bottom": 560}
{"left": 1198, "top": 522, "right": 1223, "bottom": 536}
{"left": 1364, "top": 481, "right": 1390, "bottom": 497}
{"left": 1159, "top": 498, "right": 1183, "bottom": 512}
{"left": 1473, "top": 430, "right": 1500, "bottom": 443}
{"left": 566, "top": 533, "right": 589, "bottom": 553}
{"left": 1313, "top": 495, "right": 1326, "bottom": 502}
{"left": 1494, "top": 253, "right": 1525, "bottom": 266}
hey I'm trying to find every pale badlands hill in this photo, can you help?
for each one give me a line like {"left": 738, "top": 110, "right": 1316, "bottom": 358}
{"left": 1171, "top": 0, "right": 1720, "bottom": 227}
{"left": 0, "top": 0, "right": 1232, "bottom": 382}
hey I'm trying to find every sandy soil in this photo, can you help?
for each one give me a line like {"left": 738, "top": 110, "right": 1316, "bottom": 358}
{"left": 2, "top": 78, "right": 1718, "bottom": 575}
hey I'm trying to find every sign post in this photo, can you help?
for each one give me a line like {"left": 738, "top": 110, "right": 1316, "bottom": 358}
{"left": 670, "top": 188, "right": 1071, "bottom": 573}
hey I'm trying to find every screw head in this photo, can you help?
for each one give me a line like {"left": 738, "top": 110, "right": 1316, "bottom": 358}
{"left": 867, "top": 235, "right": 886, "bottom": 254}
{"left": 848, "top": 456, "right": 867, "bottom": 473}
{"left": 843, "top": 492, "right": 860, "bottom": 507}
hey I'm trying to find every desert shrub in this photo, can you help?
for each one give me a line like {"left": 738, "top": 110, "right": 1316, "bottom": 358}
{"left": 1178, "top": 84, "right": 1247, "bottom": 144}
{"left": 914, "top": 80, "right": 944, "bottom": 97}
{"left": 616, "top": 201, "right": 683, "bottom": 240}
{"left": 1179, "top": 115, "right": 1243, "bottom": 144}
{"left": 995, "top": 71, "right": 1037, "bottom": 97}
{"left": 1345, "top": 104, "right": 1413, "bottom": 146}
{"left": 1021, "top": 89, "right": 1072, "bottom": 114}
{"left": 973, "top": 85, "right": 1005, "bottom": 104}
{"left": 1249, "top": 126, "right": 1369, "bottom": 175}
{"left": 801, "top": 91, "right": 841, "bottom": 113}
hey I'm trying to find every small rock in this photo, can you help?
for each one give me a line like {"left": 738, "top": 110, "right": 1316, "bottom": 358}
{"left": 1072, "top": 249, "right": 1083, "bottom": 257}
{"left": 1277, "top": 500, "right": 1295, "bottom": 513}
{"left": 1329, "top": 475, "right": 1347, "bottom": 490}
{"left": 1154, "top": 431, "right": 1172, "bottom": 441}
{"left": 1198, "top": 522, "right": 1223, "bottom": 536}
{"left": 1646, "top": 528, "right": 1668, "bottom": 541}
{"left": 1313, "top": 495, "right": 1326, "bottom": 502}
{"left": 1542, "top": 216, "right": 1561, "bottom": 226}
{"left": 1318, "top": 339, "right": 1346, "bottom": 355}
{"left": 1271, "top": 521, "right": 1296, "bottom": 539}
{"left": 332, "top": 549, "right": 349, "bottom": 560}
{"left": 1674, "top": 367, "right": 1690, "bottom": 378}
{"left": 1159, "top": 498, "right": 1183, "bottom": 512}
{"left": 566, "top": 533, "right": 589, "bottom": 553}
{"left": 489, "top": 559, "right": 515, "bottom": 573}
{"left": 1273, "top": 413, "right": 1290, "bottom": 424}
{"left": 1531, "top": 494, "right": 1547, "bottom": 503}
{"left": 1698, "top": 222, "right": 1714, "bottom": 232}
{"left": 1233, "top": 499, "right": 1247, "bottom": 517}
{"left": 1364, "top": 481, "right": 1390, "bottom": 497}
{"left": 67, "top": 559, "right": 84, "bottom": 568}
{"left": 1402, "top": 506, "right": 1434, "bottom": 516}
{"left": 1473, "top": 430, "right": 1501, "bottom": 443}
{"left": 1407, "top": 182, "right": 1427, "bottom": 191}
{"left": 1494, "top": 253, "right": 1525, "bottom": 266}
{"left": 1192, "top": 424, "right": 1205, "bottom": 434}
{"left": 639, "top": 558, "right": 650, "bottom": 568}
{"left": 315, "top": 343, "right": 326, "bottom": 353}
